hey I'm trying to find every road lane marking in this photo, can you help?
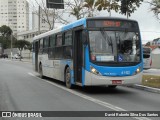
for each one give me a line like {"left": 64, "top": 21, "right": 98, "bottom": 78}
{"left": 28, "top": 72, "right": 151, "bottom": 120}
{"left": 28, "top": 72, "right": 35, "bottom": 77}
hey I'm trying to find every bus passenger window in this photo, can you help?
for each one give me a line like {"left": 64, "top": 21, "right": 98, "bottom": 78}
{"left": 64, "top": 46, "right": 72, "bottom": 59}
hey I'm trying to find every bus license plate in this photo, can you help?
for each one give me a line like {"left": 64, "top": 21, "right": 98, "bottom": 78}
{"left": 112, "top": 80, "right": 122, "bottom": 84}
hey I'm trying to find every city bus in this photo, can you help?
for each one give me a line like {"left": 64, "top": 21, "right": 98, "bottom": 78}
{"left": 143, "top": 46, "right": 152, "bottom": 69}
{"left": 32, "top": 17, "right": 143, "bottom": 89}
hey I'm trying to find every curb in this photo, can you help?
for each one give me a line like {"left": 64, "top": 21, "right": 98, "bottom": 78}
{"left": 9, "top": 59, "right": 32, "bottom": 63}
{"left": 128, "top": 84, "right": 160, "bottom": 94}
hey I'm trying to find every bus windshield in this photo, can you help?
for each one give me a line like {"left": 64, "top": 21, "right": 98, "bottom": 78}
{"left": 89, "top": 30, "right": 141, "bottom": 63}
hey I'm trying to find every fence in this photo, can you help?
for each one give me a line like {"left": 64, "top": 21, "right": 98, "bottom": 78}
{"left": 4, "top": 48, "right": 32, "bottom": 59}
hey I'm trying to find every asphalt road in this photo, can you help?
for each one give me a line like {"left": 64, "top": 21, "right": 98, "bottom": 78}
{"left": 0, "top": 59, "right": 160, "bottom": 120}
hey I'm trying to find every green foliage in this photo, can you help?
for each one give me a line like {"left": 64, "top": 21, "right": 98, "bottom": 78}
{"left": 70, "top": 6, "right": 83, "bottom": 19}
{"left": 16, "top": 40, "right": 31, "bottom": 51}
{"left": 68, "top": 0, "right": 85, "bottom": 20}
{"left": 0, "top": 36, "right": 17, "bottom": 49}
{"left": 142, "top": 75, "right": 160, "bottom": 88}
{"left": 83, "top": 0, "right": 96, "bottom": 17}
{"left": 150, "top": 0, "right": 160, "bottom": 20}
{"left": 0, "top": 25, "right": 16, "bottom": 49}
{"left": 119, "top": 0, "right": 143, "bottom": 17}
{"left": 0, "top": 25, "right": 12, "bottom": 37}
{"left": 95, "top": 0, "right": 119, "bottom": 12}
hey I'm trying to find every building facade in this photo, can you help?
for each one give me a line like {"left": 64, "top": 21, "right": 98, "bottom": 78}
{"left": 0, "top": 0, "right": 29, "bottom": 34}
{"left": 17, "top": 30, "right": 48, "bottom": 43}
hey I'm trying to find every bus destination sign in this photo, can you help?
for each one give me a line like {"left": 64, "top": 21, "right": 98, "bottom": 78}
{"left": 87, "top": 20, "right": 138, "bottom": 29}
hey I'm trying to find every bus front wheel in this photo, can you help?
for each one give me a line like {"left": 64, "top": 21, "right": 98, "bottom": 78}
{"left": 65, "top": 67, "right": 73, "bottom": 89}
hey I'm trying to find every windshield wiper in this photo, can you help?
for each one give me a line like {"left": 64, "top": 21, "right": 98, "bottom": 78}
{"left": 110, "top": 36, "right": 113, "bottom": 53}
{"left": 100, "top": 28, "right": 114, "bottom": 54}
{"left": 100, "top": 28, "right": 112, "bottom": 46}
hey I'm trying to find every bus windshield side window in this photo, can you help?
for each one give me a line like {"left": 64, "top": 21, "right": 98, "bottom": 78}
{"left": 55, "top": 33, "right": 63, "bottom": 59}
{"left": 43, "top": 37, "right": 49, "bottom": 53}
{"left": 39, "top": 39, "right": 43, "bottom": 54}
{"left": 64, "top": 31, "right": 72, "bottom": 59}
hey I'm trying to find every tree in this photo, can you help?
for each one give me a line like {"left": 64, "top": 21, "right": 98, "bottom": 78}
{"left": 83, "top": 0, "right": 97, "bottom": 17}
{"left": 16, "top": 40, "right": 31, "bottom": 61}
{"left": 119, "top": 0, "right": 143, "bottom": 18}
{"left": 30, "top": 0, "right": 69, "bottom": 30}
{"left": 0, "top": 25, "right": 15, "bottom": 49}
{"left": 70, "top": 6, "right": 83, "bottom": 19}
{"left": 65, "top": 0, "right": 86, "bottom": 20}
{"left": 149, "top": 0, "right": 160, "bottom": 20}
{"left": 0, "top": 25, "right": 12, "bottom": 37}
{"left": 95, "top": 0, "right": 119, "bottom": 16}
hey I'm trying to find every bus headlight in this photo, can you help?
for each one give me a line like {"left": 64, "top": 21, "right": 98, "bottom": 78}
{"left": 90, "top": 66, "right": 101, "bottom": 75}
{"left": 133, "top": 67, "right": 141, "bottom": 75}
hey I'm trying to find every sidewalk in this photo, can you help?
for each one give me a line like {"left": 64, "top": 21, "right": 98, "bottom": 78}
{"left": 10, "top": 58, "right": 32, "bottom": 63}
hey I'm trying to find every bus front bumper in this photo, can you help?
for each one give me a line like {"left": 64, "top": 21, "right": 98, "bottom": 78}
{"left": 84, "top": 71, "right": 143, "bottom": 86}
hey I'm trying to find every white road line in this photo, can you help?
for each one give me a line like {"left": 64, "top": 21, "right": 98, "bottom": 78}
{"left": 28, "top": 72, "right": 35, "bottom": 77}
{"left": 28, "top": 72, "right": 151, "bottom": 120}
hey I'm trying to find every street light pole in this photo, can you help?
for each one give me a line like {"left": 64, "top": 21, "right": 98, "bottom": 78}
{"left": 38, "top": 5, "right": 41, "bottom": 34}
{"left": 11, "top": 32, "right": 12, "bottom": 60}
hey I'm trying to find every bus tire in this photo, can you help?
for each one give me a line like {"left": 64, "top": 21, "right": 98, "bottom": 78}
{"left": 39, "top": 63, "right": 44, "bottom": 79}
{"left": 108, "top": 85, "right": 117, "bottom": 88}
{"left": 65, "top": 67, "right": 73, "bottom": 89}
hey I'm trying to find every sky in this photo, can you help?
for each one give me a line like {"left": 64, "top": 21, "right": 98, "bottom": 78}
{"left": 28, "top": 0, "right": 160, "bottom": 44}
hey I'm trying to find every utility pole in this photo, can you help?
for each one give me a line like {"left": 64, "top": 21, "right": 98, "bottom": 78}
{"left": 11, "top": 32, "right": 12, "bottom": 60}
{"left": 38, "top": 5, "right": 41, "bottom": 34}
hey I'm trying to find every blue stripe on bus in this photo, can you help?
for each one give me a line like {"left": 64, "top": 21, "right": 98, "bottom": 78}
{"left": 62, "top": 18, "right": 87, "bottom": 31}
{"left": 90, "top": 62, "right": 143, "bottom": 77}
{"left": 85, "top": 45, "right": 90, "bottom": 72}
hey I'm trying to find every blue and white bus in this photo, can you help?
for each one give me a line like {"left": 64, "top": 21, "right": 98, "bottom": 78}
{"left": 143, "top": 46, "right": 152, "bottom": 69}
{"left": 32, "top": 17, "right": 143, "bottom": 88}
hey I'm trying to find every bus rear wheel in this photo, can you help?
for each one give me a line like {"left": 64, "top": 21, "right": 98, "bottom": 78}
{"left": 65, "top": 67, "right": 73, "bottom": 89}
{"left": 39, "top": 64, "right": 44, "bottom": 79}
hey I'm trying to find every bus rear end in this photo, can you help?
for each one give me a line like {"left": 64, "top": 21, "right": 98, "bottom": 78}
{"left": 143, "top": 47, "right": 152, "bottom": 69}
{"left": 83, "top": 18, "right": 143, "bottom": 87}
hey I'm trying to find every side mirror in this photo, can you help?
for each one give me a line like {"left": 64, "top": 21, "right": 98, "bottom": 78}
{"left": 82, "top": 30, "right": 87, "bottom": 45}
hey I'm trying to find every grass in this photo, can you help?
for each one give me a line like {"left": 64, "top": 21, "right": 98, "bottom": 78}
{"left": 142, "top": 75, "right": 160, "bottom": 88}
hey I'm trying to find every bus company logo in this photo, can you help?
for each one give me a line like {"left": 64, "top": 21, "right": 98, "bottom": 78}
{"left": 2, "top": 112, "right": 11, "bottom": 117}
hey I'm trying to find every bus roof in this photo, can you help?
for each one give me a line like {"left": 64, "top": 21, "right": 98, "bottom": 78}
{"left": 86, "top": 17, "right": 138, "bottom": 23}
{"left": 33, "top": 27, "right": 61, "bottom": 41}
{"left": 33, "top": 17, "right": 138, "bottom": 42}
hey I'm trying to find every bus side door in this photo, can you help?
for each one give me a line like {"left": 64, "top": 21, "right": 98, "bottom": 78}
{"left": 73, "top": 27, "right": 84, "bottom": 84}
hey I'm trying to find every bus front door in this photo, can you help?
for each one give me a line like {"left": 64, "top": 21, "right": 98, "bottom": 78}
{"left": 73, "top": 29, "right": 83, "bottom": 84}
{"left": 35, "top": 41, "right": 39, "bottom": 72}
